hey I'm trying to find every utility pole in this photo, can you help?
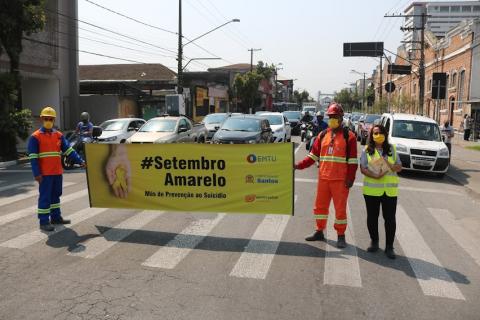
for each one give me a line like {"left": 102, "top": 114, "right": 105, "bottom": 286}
{"left": 379, "top": 55, "right": 383, "bottom": 102}
{"left": 362, "top": 73, "right": 366, "bottom": 113}
{"left": 177, "top": 0, "right": 183, "bottom": 94}
{"left": 248, "top": 48, "right": 261, "bottom": 71}
{"left": 385, "top": 12, "right": 430, "bottom": 116}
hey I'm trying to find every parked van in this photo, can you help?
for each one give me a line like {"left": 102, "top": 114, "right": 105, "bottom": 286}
{"left": 379, "top": 113, "right": 450, "bottom": 177}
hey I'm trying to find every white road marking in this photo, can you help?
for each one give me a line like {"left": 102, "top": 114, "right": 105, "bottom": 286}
{"left": 0, "top": 182, "right": 75, "bottom": 207}
{"left": 142, "top": 213, "right": 225, "bottom": 269}
{"left": 0, "top": 189, "right": 88, "bottom": 227}
{"left": 294, "top": 178, "right": 462, "bottom": 196}
{"left": 324, "top": 203, "right": 362, "bottom": 287}
{"left": 0, "top": 207, "right": 108, "bottom": 249}
{"left": 68, "top": 210, "right": 164, "bottom": 258}
{"left": 229, "top": 195, "right": 295, "bottom": 279}
{"left": 428, "top": 208, "right": 480, "bottom": 267}
{"left": 294, "top": 142, "right": 304, "bottom": 155}
{"left": 396, "top": 205, "right": 465, "bottom": 300}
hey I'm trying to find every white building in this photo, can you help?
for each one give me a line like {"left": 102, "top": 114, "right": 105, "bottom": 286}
{"left": 403, "top": 1, "right": 480, "bottom": 51}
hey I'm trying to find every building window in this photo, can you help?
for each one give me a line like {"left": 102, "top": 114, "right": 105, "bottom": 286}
{"left": 451, "top": 72, "right": 457, "bottom": 88}
{"left": 440, "top": 6, "right": 450, "bottom": 12}
{"left": 450, "top": 6, "right": 460, "bottom": 12}
{"left": 462, "top": 6, "right": 472, "bottom": 12}
{"left": 413, "top": 83, "right": 417, "bottom": 95}
{"left": 458, "top": 70, "right": 465, "bottom": 109}
{"left": 446, "top": 74, "right": 450, "bottom": 89}
{"left": 428, "top": 78, "right": 432, "bottom": 92}
{"left": 474, "top": 6, "right": 480, "bottom": 12}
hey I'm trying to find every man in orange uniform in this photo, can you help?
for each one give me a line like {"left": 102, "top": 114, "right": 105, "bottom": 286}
{"left": 295, "top": 103, "right": 358, "bottom": 248}
{"left": 28, "top": 106, "right": 85, "bottom": 232}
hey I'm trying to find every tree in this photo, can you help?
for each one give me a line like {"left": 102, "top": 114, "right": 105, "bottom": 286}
{"left": 292, "top": 89, "right": 312, "bottom": 106}
{"left": 0, "top": 0, "right": 45, "bottom": 160}
{"left": 334, "top": 89, "right": 355, "bottom": 111}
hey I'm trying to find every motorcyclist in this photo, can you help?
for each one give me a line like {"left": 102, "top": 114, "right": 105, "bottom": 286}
{"left": 312, "top": 111, "right": 328, "bottom": 136}
{"left": 301, "top": 111, "right": 314, "bottom": 123}
{"left": 76, "top": 112, "right": 93, "bottom": 139}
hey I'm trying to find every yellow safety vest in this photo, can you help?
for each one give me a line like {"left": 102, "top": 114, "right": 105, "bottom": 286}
{"left": 363, "top": 145, "right": 399, "bottom": 197}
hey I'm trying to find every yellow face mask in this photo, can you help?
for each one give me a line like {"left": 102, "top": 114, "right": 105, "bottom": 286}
{"left": 43, "top": 120, "right": 54, "bottom": 130}
{"left": 373, "top": 134, "right": 385, "bottom": 144}
{"left": 328, "top": 118, "right": 340, "bottom": 129}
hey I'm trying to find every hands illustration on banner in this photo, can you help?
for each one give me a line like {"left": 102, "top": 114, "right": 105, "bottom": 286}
{"left": 105, "top": 144, "right": 131, "bottom": 198}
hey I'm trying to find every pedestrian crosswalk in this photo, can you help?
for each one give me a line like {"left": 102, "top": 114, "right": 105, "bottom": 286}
{"left": 0, "top": 183, "right": 479, "bottom": 301}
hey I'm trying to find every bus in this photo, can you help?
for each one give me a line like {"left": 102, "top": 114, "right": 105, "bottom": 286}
{"left": 272, "top": 102, "right": 300, "bottom": 112}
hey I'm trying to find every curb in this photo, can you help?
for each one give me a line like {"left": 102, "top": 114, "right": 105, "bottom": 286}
{"left": 0, "top": 158, "right": 29, "bottom": 169}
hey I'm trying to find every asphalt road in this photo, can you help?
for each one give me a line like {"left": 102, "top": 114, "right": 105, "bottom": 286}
{"left": 0, "top": 136, "right": 479, "bottom": 320}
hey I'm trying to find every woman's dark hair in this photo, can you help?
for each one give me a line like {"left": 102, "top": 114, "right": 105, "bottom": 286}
{"left": 367, "top": 124, "right": 391, "bottom": 156}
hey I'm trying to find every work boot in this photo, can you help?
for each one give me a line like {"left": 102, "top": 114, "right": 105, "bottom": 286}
{"left": 305, "top": 230, "right": 325, "bottom": 241}
{"left": 51, "top": 217, "right": 71, "bottom": 225}
{"left": 385, "top": 246, "right": 396, "bottom": 259}
{"left": 39, "top": 223, "right": 55, "bottom": 232}
{"left": 367, "top": 240, "right": 379, "bottom": 252}
{"left": 337, "top": 235, "right": 347, "bottom": 248}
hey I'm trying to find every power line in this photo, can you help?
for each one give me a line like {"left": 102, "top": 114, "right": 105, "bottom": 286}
{"left": 82, "top": 0, "right": 178, "bottom": 35}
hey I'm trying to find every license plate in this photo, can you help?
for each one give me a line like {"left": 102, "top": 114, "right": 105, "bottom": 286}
{"left": 414, "top": 160, "right": 432, "bottom": 166}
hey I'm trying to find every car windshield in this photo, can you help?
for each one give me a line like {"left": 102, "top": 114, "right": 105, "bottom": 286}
{"left": 261, "top": 115, "right": 283, "bottom": 125}
{"left": 303, "top": 107, "right": 316, "bottom": 113}
{"left": 392, "top": 120, "right": 442, "bottom": 141}
{"left": 100, "top": 120, "right": 128, "bottom": 131}
{"left": 139, "top": 119, "right": 177, "bottom": 132}
{"left": 204, "top": 114, "right": 227, "bottom": 124}
{"left": 221, "top": 118, "right": 261, "bottom": 132}
{"left": 283, "top": 111, "right": 301, "bottom": 120}
{"left": 352, "top": 115, "right": 361, "bottom": 121}
{"left": 365, "top": 115, "right": 381, "bottom": 123}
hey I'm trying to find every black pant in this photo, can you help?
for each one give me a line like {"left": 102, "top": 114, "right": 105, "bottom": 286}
{"left": 363, "top": 194, "right": 397, "bottom": 248}
{"left": 464, "top": 129, "right": 471, "bottom": 141}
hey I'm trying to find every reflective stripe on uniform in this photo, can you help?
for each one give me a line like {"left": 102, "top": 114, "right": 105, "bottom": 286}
{"left": 314, "top": 214, "right": 329, "bottom": 220}
{"left": 28, "top": 153, "right": 39, "bottom": 159}
{"left": 37, "top": 208, "right": 50, "bottom": 214}
{"left": 308, "top": 153, "right": 319, "bottom": 161}
{"left": 64, "top": 147, "right": 74, "bottom": 156}
{"left": 319, "top": 156, "right": 348, "bottom": 164}
{"left": 363, "top": 145, "right": 399, "bottom": 197}
{"left": 38, "top": 151, "right": 61, "bottom": 158}
{"left": 335, "top": 219, "right": 348, "bottom": 225}
{"left": 348, "top": 158, "right": 358, "bottom": 164}
{"left": 50, "top": 203, "right": 60, "bottom": 209}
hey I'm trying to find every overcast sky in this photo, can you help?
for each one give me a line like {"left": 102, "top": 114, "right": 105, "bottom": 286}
{"left": 77, "top": 0, "right": 423, "bottom": 98}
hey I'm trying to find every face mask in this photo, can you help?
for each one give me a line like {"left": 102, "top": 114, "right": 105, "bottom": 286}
{"left": 43, "top": 120, "right": 54, "bottom": 130}
{"left": 373, "top": 134, "right": 385, "bottom": 144}
{"left": 328, "top": 118, "right": 340, "bottom": 129}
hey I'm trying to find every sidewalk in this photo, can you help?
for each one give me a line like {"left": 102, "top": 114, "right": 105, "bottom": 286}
{"left": 447, "top": 133, "right": 480, "bottom": 197}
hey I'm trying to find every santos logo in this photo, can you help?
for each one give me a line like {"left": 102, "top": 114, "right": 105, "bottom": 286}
{"left": 246, "top": 154, "right": 277, "bottom": 164}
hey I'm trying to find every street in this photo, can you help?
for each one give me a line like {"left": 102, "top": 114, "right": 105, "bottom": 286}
{"left": 0, "top": 137, "right": 479, "bottom": 320}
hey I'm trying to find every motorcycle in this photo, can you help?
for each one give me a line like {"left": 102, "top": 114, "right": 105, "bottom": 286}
{"left": 305, "top": 123, "right": 317, "bottom": 150}
{"left": 62, "top": 126, "right": 102, "bottom": 170}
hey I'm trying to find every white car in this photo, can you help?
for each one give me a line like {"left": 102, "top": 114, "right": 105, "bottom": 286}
{"left": 380, "top": 113, "right": 450, "bottom": 177}
{"left": 259, "top": 112, "right": 291, "bottom": 142}
{"left": 97, "top": 118, "right": 146, "bottom": 143}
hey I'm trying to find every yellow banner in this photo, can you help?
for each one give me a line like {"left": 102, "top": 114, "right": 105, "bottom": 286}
{"left": 85, "top": 143, "right": 294, "bottom": 215}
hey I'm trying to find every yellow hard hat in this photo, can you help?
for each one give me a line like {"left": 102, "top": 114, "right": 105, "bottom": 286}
{"left": 40, "top": 106, "right": 56, "bottom": 118}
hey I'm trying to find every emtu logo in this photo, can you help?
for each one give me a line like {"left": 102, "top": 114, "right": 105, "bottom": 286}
{"left": 246, "top": 154, "right": 257, "bottom": 163}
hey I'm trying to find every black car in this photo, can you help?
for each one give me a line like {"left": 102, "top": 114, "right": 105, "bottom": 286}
{"left": 212, "top": 116, "right": 273, "bottom": 144}
{"left": 202, "top": 113, "right": 230, "bottom": 141}
{"left": 283, "top": 111, "right": 302, "bottom": 135}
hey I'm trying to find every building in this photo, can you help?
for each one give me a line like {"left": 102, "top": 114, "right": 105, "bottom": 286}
{"left": 380, "top": 18, "right": 480, "bottom": 136}
{"left": 0, "top": 0, "right": 79, "bottom": 130}
{"left": 403, "top": 1, "right": 480, "bottom": 51}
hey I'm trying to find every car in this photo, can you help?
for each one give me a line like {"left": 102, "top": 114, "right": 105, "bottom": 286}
{"left": 259, "top": 112, "right": 291, "bottom": 142}
{"left": 301, "top": 106, "right": 317, "bottom": 115}
{"left": 380, "top": 113, "right": 450, "bottom": 177}
{"left": 282, "top": 110, "right": 302, "bottom": 135}
{"left": 352, "top": 114, "right": 364, "bottom": 136}
{"left": 97, "top": 118, "right": 146, "bottom": 143}
{"left": 255, "top": 111, "right": 269, "bottom": 116}
{"left": 127, "top": 115, "right": 207, "bottom": 144}
{"left": 212, "top": 115, "right": 273, "bottom": 144}
{"left": 358, "top": 114, "right": 381, "bottom": 145}
{"left": 202, "top": 113, "right": 230, "bottom": 141}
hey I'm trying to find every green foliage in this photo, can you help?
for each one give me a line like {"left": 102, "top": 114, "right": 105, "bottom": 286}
{"left": 334, "top": 89, "right": 356, "bottom": 111}
{"left": 372, "top": 99, "right": 388, "bottom": 114}
{"left": 292, "top": 90, "right": 312, "bottom": 105}
{"left": 233, "top": 61, "right": 275, "bottom": 111}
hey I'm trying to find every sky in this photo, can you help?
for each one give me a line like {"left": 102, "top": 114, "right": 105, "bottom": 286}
{"left": 77, "top": 0, "right": 418, "bottom": 98}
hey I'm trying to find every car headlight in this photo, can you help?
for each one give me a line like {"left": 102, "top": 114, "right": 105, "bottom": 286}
{"left": 438, "top": 148, "right": 449, "bottom": 157}
{"left": 104, "top": 136, "right": 117, "bottom": 142}
{"left": 247, "top": 140, "right": 256, "bottom": 144}
{"left": 396, "top": 144, "right": 408, "bottom": 153}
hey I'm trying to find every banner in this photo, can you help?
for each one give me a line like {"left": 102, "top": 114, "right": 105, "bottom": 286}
{"left": 85, "top": 143, "right": 294, "bottom": 215}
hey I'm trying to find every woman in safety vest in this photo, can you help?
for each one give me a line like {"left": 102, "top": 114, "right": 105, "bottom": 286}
{"left": 360, "top": 124, "right": 402, "bottom": 259}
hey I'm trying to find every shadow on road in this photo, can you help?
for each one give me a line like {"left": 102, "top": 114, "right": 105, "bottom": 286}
{"left": 92, "top": 225, "right": 469, "bottom": 285}
{"left": 45, "top": 228, "right": 100, "bottom": 252}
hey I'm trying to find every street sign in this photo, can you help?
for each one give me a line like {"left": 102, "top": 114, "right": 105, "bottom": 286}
{"left": 387, "top": 64, "right": 412, "bottom": 75}
{"left": 432, "top": 73, "right": 447, "bottom": 99}
{"left": 343, "top": 42, "right": 384, "bottom": 57}
{"left": 385, "top": 82, "right": 396, "bottom": 93}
